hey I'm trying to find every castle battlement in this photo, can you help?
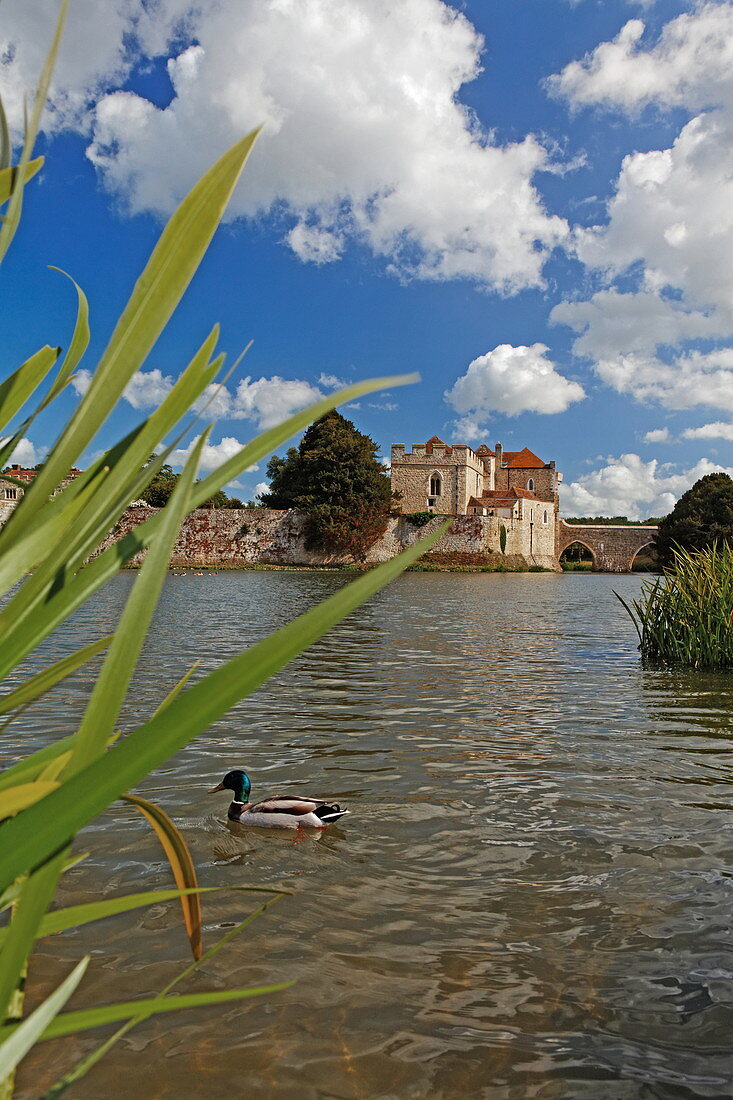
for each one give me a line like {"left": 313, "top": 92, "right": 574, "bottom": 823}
{"left": 390, "top": 434, "right": 562, "bottom": 563}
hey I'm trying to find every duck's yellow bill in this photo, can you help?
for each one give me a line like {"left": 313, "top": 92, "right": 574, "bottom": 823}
{"left": 208, "top": 782, "right": 225, "bottom": 793}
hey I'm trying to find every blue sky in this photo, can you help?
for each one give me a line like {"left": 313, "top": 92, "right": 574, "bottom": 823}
{"left": 2, "top": 0, "right": 732, "bottom": 517}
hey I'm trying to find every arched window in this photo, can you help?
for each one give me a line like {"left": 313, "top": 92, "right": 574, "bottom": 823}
{"left": 543, "top": 510, "right": 548, "bottom": 525}
{"left": 430, "top": 473, "right": 442, "bottom": 497}
{"left": 527, "top": 477, "right": 535, "bottom": 491}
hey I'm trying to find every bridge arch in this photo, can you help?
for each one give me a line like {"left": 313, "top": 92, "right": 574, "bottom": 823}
{"left": 559, "top": 539, "right": 596, "bottom": 569}
{"left": 557, "top": 520, "right": 659, "bottom": 573}
{"left": 629, "top": 541, "right": 658, "bottom": 571}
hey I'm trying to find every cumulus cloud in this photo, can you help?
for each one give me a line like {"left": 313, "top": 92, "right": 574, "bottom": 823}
{"left": 644, "top": 428, "right": 670, "bottom": 443}
{"left": 551, "top": 291, "right": 721, "bottom": 360}
{"left": 233, "top": 376, "right": 323, "bottom": 428}
{"left": 123, "top": 368, "right": 174, "bottom": 409}
{"left": 317, "top": 373, "right": 346, "bottom": 390}
{"left": 681, "top": 421, "right": 733, "bottom": 441}
{"left": 445, "top": 343, "right": 585, "bottom": 436}
{"left": 1, "top": 0, "right": 567, "bottom": 291}
{"left": 1, "top": 437, "right": 46, "bottom": 467}
{"left": 169, "top": 435, "right": 258, "bottom": 473}
{"left": 561, "top": 453, "right": 733, "bottom": 519}
{"left": 70, "top": 369, "right": 92, "bottom": 397}
{"left": 81, "top": 365, "right": 323, "bottom": 428}
{"left": 254, "top": 481, "right": 270, "bottom": 500}
{"left": 549, "top": 5, "right": 733, "bottom": 412}
{"left": 549, "top": 5, "right": 733, "bottom": 113}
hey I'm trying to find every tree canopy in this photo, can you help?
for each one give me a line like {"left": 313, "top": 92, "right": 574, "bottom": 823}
{"left": 140, "top": 461, "right": 243, "bottom": 509}
{"left": 261, "top": 410, "right": 392, "bottom": 558}
{"left": 655, "top": 472, "right": 733, "bottom": 566}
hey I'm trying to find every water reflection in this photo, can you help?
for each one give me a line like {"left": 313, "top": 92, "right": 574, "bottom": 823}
{"left": 3, "top": 571, "right": 733, "bottom": 1098}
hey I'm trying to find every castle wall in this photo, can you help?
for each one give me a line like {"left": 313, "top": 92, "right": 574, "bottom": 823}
{"left": 93, "top": 506, "right": 560, "bottom": 571}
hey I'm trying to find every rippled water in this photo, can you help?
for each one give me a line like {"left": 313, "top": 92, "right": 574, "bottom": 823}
{"left": 4, "top": 571, "right": 733, "bottom": 1098}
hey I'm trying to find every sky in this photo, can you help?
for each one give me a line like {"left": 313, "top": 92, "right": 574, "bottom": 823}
{"left": 2, "top": 0, "right": 733, "bottom": 518}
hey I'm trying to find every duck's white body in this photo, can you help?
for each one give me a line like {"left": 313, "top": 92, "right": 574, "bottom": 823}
{"left": 211, "top": 770, "right": 350, "bottom": 829}
{"left": 227, "top": 795, "right": 350, "bottom": 830}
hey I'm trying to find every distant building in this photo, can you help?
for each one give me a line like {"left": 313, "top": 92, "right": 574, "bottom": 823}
{"left": 390, "top": 436, "right": 563, "bottom": 562}
{"left": 0, "top": 464, "right": 82, "bottom": 525}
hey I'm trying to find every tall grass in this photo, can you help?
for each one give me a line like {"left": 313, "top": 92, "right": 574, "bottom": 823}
{"left": 616, "top": 542, "right": 733, "bottom": 668}
{"left": 0, "top": 5, "right": 445, "bottom": 1093}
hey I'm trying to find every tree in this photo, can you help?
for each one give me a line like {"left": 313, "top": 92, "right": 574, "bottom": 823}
{"left": 261, "top": 410, "right": 392, "bottom": 559}
{"left": 199, "top": 488, "right": 228, "bottom": 509}
{"left": 140, "top": 463, "right": 178, "bottom": 507}
{"left": 655, "top": 472, "right": 733, "bottom": 566}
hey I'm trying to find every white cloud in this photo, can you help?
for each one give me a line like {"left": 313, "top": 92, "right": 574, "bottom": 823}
{"left": 2, "top": 0, "right": 568, "bottom": 291}
{"left": 80, "top": 365, "right": 323, "bottom": 429}
{"left": 254, "top": 481, "right": 269, "bottom": 500}
{"left": 548, "top": 5, "right": 733, "bottom": 413}
{"left": 561, "top": 453, "right": 733, "bottom": 519}
{"left": 573, "top": 111, "right": 733, "bottom": 320}
{"left": 233, "top": 376, "right": 323, "bottom": 428}
{"left": 549, "top": 6, "right": 733, "bottom": 113}
{"left": 123, "top": 368, "right": 174, "bottom": 409}
{"left": 551, "top": 290, "right": 721, "bottom": 360}
{"left": 1, "top": 437, "right": 46, "bottom": 467}
{"left": 317, "top": 373, "right": 345, "bottom": 390}
{"left": 288, "top": 224, "right": 344, "bottom": 265}
{"left": 445, "top": 343, "right": 585, "bottom": 435}
{"left": 169, "top": 436, "right": 258, "bottom": 473}
{"left": 588, "top": 348, "right": 733, "bottom": 412}
{"left": 644, "top": 427, "right": 670, "bottom": 443}
{"left": 70, "top": 369, "right": 92, "bottom": 397}
{"left": 681, "top": 421, "right": 733, "bottom": 441}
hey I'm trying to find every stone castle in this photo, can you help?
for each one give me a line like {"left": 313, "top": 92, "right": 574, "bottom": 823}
{"left": 1, "top": 446, "right": 657, "bottom": 572}
{"left": 390, "top": 436, "right": 561, "bottom": 564}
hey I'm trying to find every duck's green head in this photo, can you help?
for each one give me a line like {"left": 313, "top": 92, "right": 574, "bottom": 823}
{"left": 208, "top": 769, "right": 251, "bottom": 803}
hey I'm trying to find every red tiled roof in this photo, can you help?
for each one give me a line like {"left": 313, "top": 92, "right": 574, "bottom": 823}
{"left": 475, "top": 444, "right": 495, "bottom": 457}
{"left": 2, "top": 465, "right": 82, "bottom": 483}
{"left": 425, "top": 435, "right": 453, "bottom": 455}
{"left": 502, "top": 447, "right": 546, "bottom": 469}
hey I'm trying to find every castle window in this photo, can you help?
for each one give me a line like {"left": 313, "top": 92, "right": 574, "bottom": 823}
{"left": 527, "top": 477, "right": 535, "bottom": 491}
{"left": 4, "top": 488, "right": 17, "bottom": 500}
{"left": 543, "top": 510, "right": 548, "bottom": 525}
{"left": 429, "top": 473, "right": 442, "bottom": 497}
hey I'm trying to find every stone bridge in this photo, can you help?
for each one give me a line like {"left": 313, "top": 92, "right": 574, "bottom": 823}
{"left": 557, "top": 520, "right": 658, "bottom": 572}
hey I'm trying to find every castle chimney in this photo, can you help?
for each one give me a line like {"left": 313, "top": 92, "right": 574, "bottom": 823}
{"left": 494, "top": 443, "right": 503, "bottom": 466}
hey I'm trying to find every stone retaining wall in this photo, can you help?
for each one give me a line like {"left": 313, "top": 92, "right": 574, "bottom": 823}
{"left": 96, "top": 507, "right": 560, "bottom": 570}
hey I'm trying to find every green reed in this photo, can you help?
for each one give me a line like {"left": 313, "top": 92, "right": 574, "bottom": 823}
{"left": 616, "top": 542, "right": 733, "bottom": 668}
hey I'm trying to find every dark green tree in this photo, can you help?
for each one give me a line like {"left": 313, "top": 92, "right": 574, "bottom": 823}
{"left": 261, "top": 410, "right": 392, "bottom": 558}
{"left": 655, "top": 472, "right": 733, "bottom": 566}
{"left": 199, "top": 488, "right": 228, "bottom": 509}
{"left": 140, "top": 462, "right": 178, "bottom": 507}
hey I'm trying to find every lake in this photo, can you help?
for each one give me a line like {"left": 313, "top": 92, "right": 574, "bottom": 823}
{"left": 4, "top": 570, "right": 733, "bottom": 1098}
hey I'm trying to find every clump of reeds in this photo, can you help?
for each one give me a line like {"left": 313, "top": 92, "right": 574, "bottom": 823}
{"left": 616, "top": 542, "right": 733, "bottom": 668}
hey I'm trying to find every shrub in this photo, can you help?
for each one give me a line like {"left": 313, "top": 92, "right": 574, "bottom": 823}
{"left": 405, "top": 511, "right": 433, "bottom": 527}
{"left": 616, "top": 542, "right": 733, "bottom": 668}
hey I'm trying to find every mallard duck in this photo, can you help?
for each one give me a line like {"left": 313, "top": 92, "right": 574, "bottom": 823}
{"left": 208, "top": 769, "right": 350, "bottom": 829}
